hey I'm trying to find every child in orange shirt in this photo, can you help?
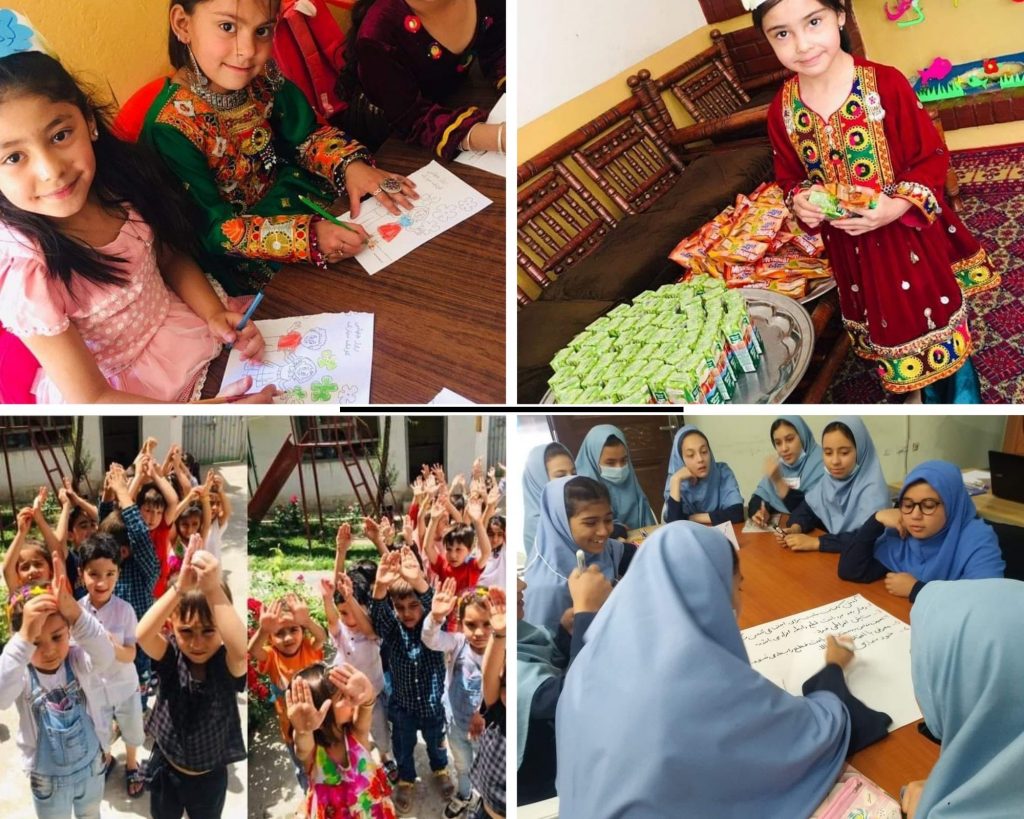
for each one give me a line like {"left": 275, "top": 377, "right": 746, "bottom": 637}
{"left": 249, "top": 593, "right": 327, "bottom": 791}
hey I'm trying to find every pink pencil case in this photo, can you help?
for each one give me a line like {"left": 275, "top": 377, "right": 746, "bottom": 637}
{"left": 814, "top": 773, "right": 901, "bottom": 819}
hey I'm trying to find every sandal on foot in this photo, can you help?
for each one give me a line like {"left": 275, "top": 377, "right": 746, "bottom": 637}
{"left": 394, "top": 781, "right": 415, "bottom": 814}
{"left": 126, "top": 767, "right": 145, "bottom": 798}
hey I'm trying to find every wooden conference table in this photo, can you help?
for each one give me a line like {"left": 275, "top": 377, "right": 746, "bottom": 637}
{"left": 202, "top": 138, "right": 506, "bottom": 403}
{"left": 625, "top": 521, "right": 940, "bottom": 800}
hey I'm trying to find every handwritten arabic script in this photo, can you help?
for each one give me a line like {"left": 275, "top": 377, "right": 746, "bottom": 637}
{"left": 741, "top": 595, "right": 920, "bottom": 731}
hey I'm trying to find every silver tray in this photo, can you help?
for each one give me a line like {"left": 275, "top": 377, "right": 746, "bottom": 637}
{"left": 542, "top": 289, "right": 814, "bottom": 405}
{"left": 799, "top": 276, "right": 836, "bottom": 305}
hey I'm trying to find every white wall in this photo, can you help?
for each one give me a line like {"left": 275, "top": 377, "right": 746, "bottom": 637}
{"left": 512, "top": 414, "right": 1007, "bottom": 524}
{"left": 249, "top": 416, "right": 495, "bottom": 510}
{"left": 3, "top": 419, "right": 105, "bottom": 501}
{"left": 684, "top": 415, "right": 1005, "bottom": 501}
{"left": 518, "top": 0, "right": 707, "bottom": 125}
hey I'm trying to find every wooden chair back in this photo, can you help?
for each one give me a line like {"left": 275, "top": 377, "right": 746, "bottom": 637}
{"left": 517, "top": 103, "right": 684, "bottom": 303}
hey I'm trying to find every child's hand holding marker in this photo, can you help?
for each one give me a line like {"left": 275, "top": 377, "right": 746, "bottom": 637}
{"left": 298, "top": 195, "right": 370, "bottom": 264}
{"left": 825, "top": 634, "right": 856, "bottom": 669}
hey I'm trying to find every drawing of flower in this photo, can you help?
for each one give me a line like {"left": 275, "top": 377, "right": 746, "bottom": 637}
{"left": 317, "top": 350, "right": 337, "bottom": 371}
{"left": 286, "top": 386, "right": 307, "bottom": 403}
{"left": 310, "top": 376, "right": 339, "bottom": 402}
{"left": 338, "top": 384, "right": 359, "bottom": 404}
{"left": 0, "top": 11, "right": 34, "bottom": 58}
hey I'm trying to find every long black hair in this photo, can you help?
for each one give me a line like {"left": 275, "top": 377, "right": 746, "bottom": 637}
{"left": 337, "top": 0, "right": 376, "bottom": 99}
{"left": 0, "top": 52, "right": 200, "bottom": 292}
{"left": 752, "top": 0, "right": 852, "bottom": 53}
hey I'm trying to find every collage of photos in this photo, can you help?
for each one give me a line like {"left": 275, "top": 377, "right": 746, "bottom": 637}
{"left": 3, "top": 0, "right": 1024, "bottom": 817}
{"left": 0, "top": 415, "right": 507, "bottom": 819}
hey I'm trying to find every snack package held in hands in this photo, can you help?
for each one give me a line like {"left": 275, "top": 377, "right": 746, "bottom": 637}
{"left": 807, "top": 188, "right": 848, "bottom": 220}
{"left": 807, "top": 183, "right": 880, "bottom": 220}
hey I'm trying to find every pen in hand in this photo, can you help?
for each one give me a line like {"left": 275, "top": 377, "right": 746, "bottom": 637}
{"left": 227, "top": 291, "right": 264, "bottom": 352}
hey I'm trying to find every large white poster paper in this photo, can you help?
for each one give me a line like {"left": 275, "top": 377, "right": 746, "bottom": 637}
{"left": 340, "top": 161, "right": 492, "bottom": 275}
{"left": 455, "top": 93, "right": 507, "bottom": 177}
{"left": 222, "top": 312, "right": 374, "bottom": 404}
{"left": 741, "top": 595, "right": 921, "bottom": 731}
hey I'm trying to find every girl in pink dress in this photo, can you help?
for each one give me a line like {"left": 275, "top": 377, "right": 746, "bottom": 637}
{"left": 0, "top": 45, "right": 273, "bottom": 403}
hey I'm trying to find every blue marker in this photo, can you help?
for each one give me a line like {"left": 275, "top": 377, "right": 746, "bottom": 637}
{"left": 227, "top": 291, "right": 264, "bottom": 350}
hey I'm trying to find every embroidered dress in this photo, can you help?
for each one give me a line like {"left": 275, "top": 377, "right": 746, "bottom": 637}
{"left": 305, "top": 733, "right": 396, "bottom": 819}
{"left": 767, "top": 58, "right": 998, "bottom": 393}
{"left": 0, "top": 211, "right": 220, "bottom": 403}
{"left": 352, "top": 0, "right": 505, "bottom": 159}
{"left": 140, "top": 71, "right": 368, "bottom": 295}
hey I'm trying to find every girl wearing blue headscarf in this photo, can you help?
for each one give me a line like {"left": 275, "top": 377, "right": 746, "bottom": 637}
{"left": 575, "top": 425, "right": 656, "bottom": 530}
{"left": 555, "top": 523, "right": 891, "bottom": 818}
{"left": 517, "top": 568, "right": 612, "bottom": 807}
{"left": 522, "top": 442, "right": 575, "bottom": 558}
{"left": 778, "top": 417, "right": 891, "bottom": 552}
{"left": 749, "top": 416, "right": 826, "bottom": 528}
{"left": 900, "top": 579, "right": 1024, "bottom": 818}
{"left": 817, "top": 460, "right": 1004, "bottom": 603}
{"left": 522, "top": 476, "right": 637, "bottom": 634}
{"left": 664, "top": 426, "right": 745, "bottom": 525}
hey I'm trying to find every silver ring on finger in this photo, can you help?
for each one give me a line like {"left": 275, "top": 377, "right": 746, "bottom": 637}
{"left": 379, "top": 176, "right": 403, "bottom": 195}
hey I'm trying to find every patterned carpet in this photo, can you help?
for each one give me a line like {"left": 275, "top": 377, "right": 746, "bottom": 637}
{"left": 823, "top": 144, "right": 1024, "bottom": 404}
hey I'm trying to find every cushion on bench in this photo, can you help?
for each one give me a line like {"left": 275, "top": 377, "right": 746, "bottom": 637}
{"left": 536, "top": 145, "right": 772, "bottom": 302}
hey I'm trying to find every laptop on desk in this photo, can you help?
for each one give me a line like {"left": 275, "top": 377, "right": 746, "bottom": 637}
{"left": 988, "top": 451, "right": 1024, "bottom": 503}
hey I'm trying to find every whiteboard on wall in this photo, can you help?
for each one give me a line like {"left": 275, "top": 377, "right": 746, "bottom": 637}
{"left": 519, "top": 0, "right": 707, "bottom": 126}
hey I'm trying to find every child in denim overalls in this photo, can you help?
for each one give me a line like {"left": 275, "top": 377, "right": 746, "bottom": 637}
{"left": 0, "top": 555, "right": 115, "bottom": 819}
{"left": 422, "top": 580, "right": 493, "bottom": 818}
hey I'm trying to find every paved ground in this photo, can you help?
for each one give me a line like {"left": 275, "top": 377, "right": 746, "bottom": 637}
{"left": 0, "top": 462, "right": 249, "bottom": 819}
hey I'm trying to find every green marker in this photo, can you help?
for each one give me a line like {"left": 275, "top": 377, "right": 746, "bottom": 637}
{"left": 298, "top": 194, "right": 364, "bottom": 239}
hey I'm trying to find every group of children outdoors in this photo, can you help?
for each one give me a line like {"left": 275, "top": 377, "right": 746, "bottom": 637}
{"left": 518, "top": 416, "right": 1020, "bottom": 816}
{"left": 250, "top": 458, "right": 507, "bottom": 818}
{"left": 0, "top": 0, "right": 505, "bottom": 405}
{"left": 0, "top": 434, "right": 239, "bottom": 819}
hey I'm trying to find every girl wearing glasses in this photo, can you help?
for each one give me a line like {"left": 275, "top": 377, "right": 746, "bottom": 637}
{"left": 826, "top": 460, "right": 1003, "bottom": 601}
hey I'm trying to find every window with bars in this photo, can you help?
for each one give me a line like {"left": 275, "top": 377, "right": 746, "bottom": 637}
{"left": 292, "top": 417, "right": 381, "bottom": 460}
{"left": 0, "top": 418, "right": 74, "bottom": 451}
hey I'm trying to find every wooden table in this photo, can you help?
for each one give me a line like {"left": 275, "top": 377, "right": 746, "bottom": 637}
{"left": 202, "top": 140, "right": 506, "bottom": 403}
{"left": 625, "top": 522, "right": 940, "bottom": 798}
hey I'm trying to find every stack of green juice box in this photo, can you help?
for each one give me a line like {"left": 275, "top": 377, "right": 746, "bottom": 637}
{"left": 547, "top": 279, "right": 764, "bottom": 404}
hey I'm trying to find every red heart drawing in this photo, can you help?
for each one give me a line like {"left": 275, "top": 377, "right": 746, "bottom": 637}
{"left": 277, "top": 331, "right": 302, "bottom": 351}
{"left": 378, "top": 222, "right": 402, "bottom": 242}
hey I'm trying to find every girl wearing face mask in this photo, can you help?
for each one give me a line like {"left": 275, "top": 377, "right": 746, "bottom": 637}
{"left": 575, "top": 425, "right": 655, "bottom": 531}
{"left": 749, "top": 416, "right": 825, "bottom": 528}
{"left": 664, "top": 425, "right": 745, "bottom": 526}
{"left": 821, "top": 460, "right": 1004, "bottom": 602}
{"left": 521, "top": 476, "right": 637, "bottom": 633}
{"left": 776, "top": 417, "right": 890, "bottom": 552}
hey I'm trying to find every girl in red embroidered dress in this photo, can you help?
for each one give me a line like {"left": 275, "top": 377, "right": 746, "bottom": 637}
{"left": 754, "top": 0, "right": 998, "bottom": 402}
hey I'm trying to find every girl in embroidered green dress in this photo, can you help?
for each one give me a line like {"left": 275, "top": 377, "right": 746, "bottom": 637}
{"left": 287, "top": 662, "right": 396, "bottom": 819}
{"left": 141, "top": 0, "right": 418, "bottom": 296}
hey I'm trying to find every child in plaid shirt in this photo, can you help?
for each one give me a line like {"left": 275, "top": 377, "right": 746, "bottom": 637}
{"left": 370, "top": 547, "right": 453, "bottom": 814}
{"left": 136, "top": 535, "right": 246, "bottom": 819}
{"left": 98, "top": 463, "right": 160, "bottom": 708}
{"left": 248, "top": 592, "right": 327, "bottom": 791}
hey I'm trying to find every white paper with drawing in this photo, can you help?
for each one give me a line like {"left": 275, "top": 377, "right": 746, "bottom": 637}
{"left": 222, "top": 313, "right": 374, "bottom": 404}
{"left": 341, "top": 161, "right": 491, "bottom": 275}
{"left": 740, "top": 595, "right": 920, "bottom": 731}
{"left": 455, "top": 93, "right": 507, "bottom": 177}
